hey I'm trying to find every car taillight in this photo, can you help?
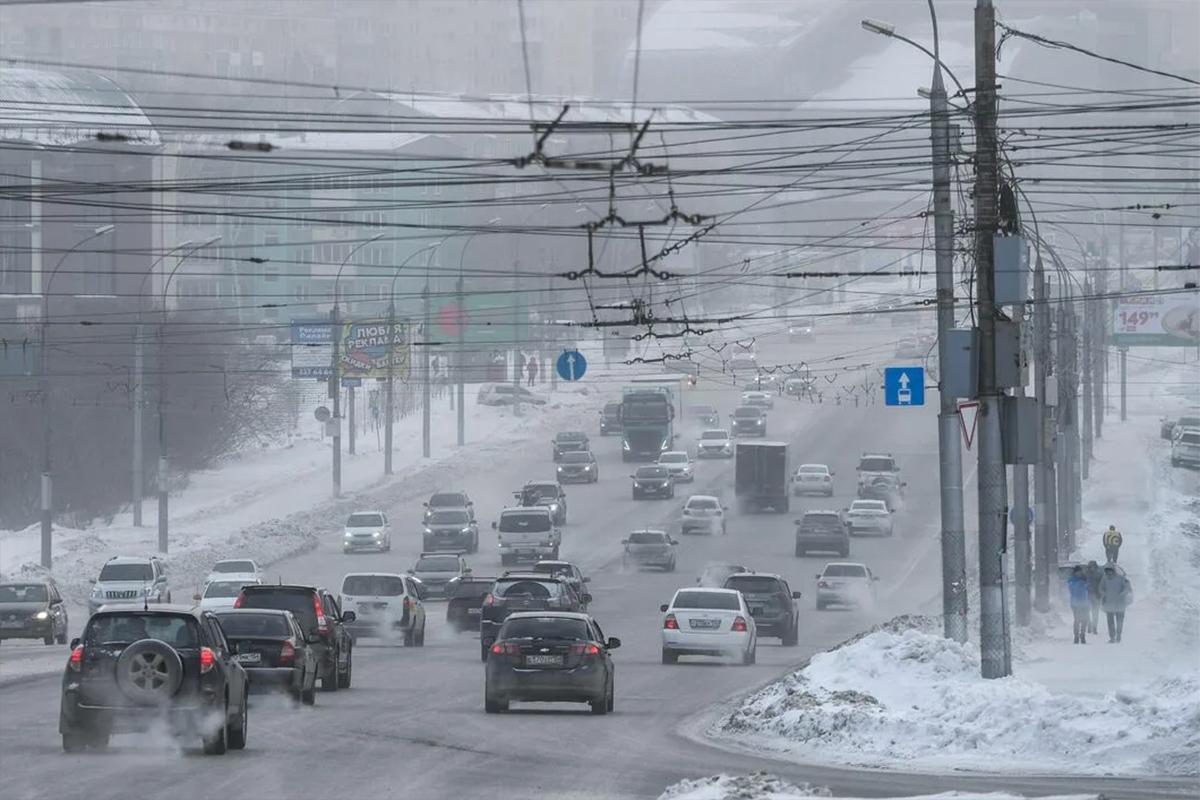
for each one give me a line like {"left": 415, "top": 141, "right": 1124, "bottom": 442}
{"left": 278, "top": 641, "right": 295, "bottom": 665}
{"left": 663, "top": 613, "right": 679, "bottom": 630}
{"left": 403, "top": 597, "right": 411, "bottom": 610}
{"left": 490, "top": 642, "right": 519, "bottom": 656}
{"left": 483, "top": 593, "right": 495, "bottom": 606}
{"left": 199, "top": 646, "right": 216, "bottom": 674}
{"left": 313, "top": 594, "right": 329, "bottom": 634}
{"left": 68, "top": 645, "right": 84, "bottom": 672}
{"left": 571, "top": 642, "right": 601, "bottom": 657}
{"left": 818, "top": 581, "right": 830, "bottom": 589}
{"left": 732, "top": 616, "right": 748, "bottom": 632}
{"left": 233, "top": 592, "right": 245, "bottom": 609}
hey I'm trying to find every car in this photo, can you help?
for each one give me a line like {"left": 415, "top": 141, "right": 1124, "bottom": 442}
{"left": 343, "top": 510, "right": 391, "bottom": 553}
{"left": 845, "top": 499, "right": 893, "bottom": 536}
{"left": 622, "top": 530, "right": 678, "bottom": 571}
{"left": 630, "top": 465, "right": 675, "bottom": 499}
{"left": 729, "top": 352, "right": 757, "bottom": 372}
{"left": 788, "top": 318, "right": 814, "bottom": 341}
{"left": 599, "top": 402, "right": 622, "bottom": 436}
{"left": 857, "top": 453, "right": 901, "bottom": 495}
{"left": 657, "top": 450, "right": 695, "bottom": 483}
{"left": 1171, "top": 427, "right": 1200, "bottom": 468}
{"left": 795, "top": 510, "right": 851, "bottom": 557}
{"left": 195, "top": 578, "right": 262, "bottom": 611}
{"left": 340, "top": 572, "right": 426, "bottom": 645}
{"left": 815, "top": 562, "right": 879, "bottom": 610}
{"left": 514, "top": 481, "right": 568, "bottom": 525}
{"left": 494, "top": 506, "right": 561, "bottom": 565}
{"left": 556, "top": 450, "right": 600, "bottom": 484}
{"left": 722, "top": 572, "right": 801, "bottom": 646}
{"left": 484, "top": 612, "right": 619, "bottom": 714}
{"left": 1161, "top": 414, "right": 1200, "bottom": 440}
{"left": 551, "top": 431, "right": 590, "bottom": 461}
{"left": 87, "top": 555, "right": 171, "bottom": 616}
{"left": 479, "top": 573, "right": 590, "bottom": 660}
{"left": 204, "top": 559, "right": 263, "bottom": 584}
{"left": 0, "top": 579, "right": 68, "bottom": 645}
{"left": 687, "top": 404, "right": 720, "bottom": 427}
{"left": 742, "top": 391, "right": 774, "bottom": 410}
{"left": 660, "top": 587, "right": 756, "bottom": 665}
{"left": 730, "top": 406, "right": 767, "bottom": 437}
{"left": 423, "top": 490, "right": 475, "bottom": 523}
{"left": 213, "top": 608, "right": 318, "bottom": 705}
{"left": 783, "top": 376, "right": 814, "bottom": 396}
{"left": 477, "top": 383, "right": 547, "bottom": 406}
{"left": 696, "top": 563, "right": 747, "bottom": 588}
{"left": 680, "top": 495, "right": 727, "bottom": 536}
{"left": 895, "top": 337, "right": 925, "bottom": 358}
{"left": 696, "top": 428, "right": 734, "bottom": 459}
{"left": 445, "top": 575, "right": 496, "bottom": 633}
{"left": 408, "top": 552, "right": 469, "bottom": 599}
{"left": 60, "top": 606, "right": 248, "bottom": 754}
{"left": 531, "top": 561, "right": 590, "bottom": 605}
{"left": 742, "top": 375, "right": 777, "bottom": 392}
{"left": 792, "top": 463, "right": 834, "bottom": 496}
{"left": 234, "top": 584, "right": 355, "bottom": 692}
{"left": 423, "top": 507, "right": 479, "bottom": 553}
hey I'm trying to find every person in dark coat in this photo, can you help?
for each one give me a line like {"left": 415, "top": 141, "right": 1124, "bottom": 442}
{"left": 526, "top": 355, "right": 539, "bottom": 386}
{"left": 1099, "top": 564, "right": 1133, "bottom": 643}
{"left": 1066, "top": 565, "right": 1091, "bottom": 644}
{"left": 1084, "top": 560, "right": 1103, "bottom": 635}
{"left": 1103, "top": 525, "right": 1123, "bottom": 563}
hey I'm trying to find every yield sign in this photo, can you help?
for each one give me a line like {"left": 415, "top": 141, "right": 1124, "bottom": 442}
{"left": 957, "top": 400, "right": 980, "bottom": 449}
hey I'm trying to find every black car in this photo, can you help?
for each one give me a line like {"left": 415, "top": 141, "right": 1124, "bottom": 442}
{"left": 423, "top": 491, "right": 475, "bottom": 523}
{"left": 59, "top": 606, "right": 249, "bottom": 754}
{"left": 552, "top": 431, "right": 590, "bottom": 461}
{"left": 0, "top": 579, "right": 69, "bottom": 645}
{"left": 630, "top": 465, "right": 674, "bottom": 499}
{"left": 479, "top": 574, "right": 590, "bottom": 661}
{"left": 722, "top": 573, "right": 801, "bottom": 646}
{"left": 485, "top": 612, "right": 619, "bottom": 715}
{"left": 599, "top": 402, "right": 622, "bottom": 435}
{"left": 687, "top": 404, "right": 720, "bottom": 427}
{"left": 556, "top": 450, "right": 600, "bottom": 484}
{"left": 423, "top": 507, "right": 480, "bottom": 553}
{"left": 445, "top": 576, "right": 496, "bottom": 633}
{"left": 214, "top": 609, "right": 318, "bottom": 705}
{"left": 731, "top": 406, "right": 768, "bottom": 437}
{"left": 235, "top": 584, "right": 355, "bottom": 692}
{"left": 794, "top": 511, "right": 851, "bottom": 557}
{"left": 515, "top": 481, "right": 568, "bottom": 525}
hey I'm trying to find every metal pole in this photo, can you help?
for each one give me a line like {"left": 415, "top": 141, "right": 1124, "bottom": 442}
{"left": 1093, "top": 280, "right": 1105, "bottom": 440}
{"left": 1119, "top": 347, "right": 1127, "bottom": 421}
{"left": 385, "top": 298, "right": 395, "bottom": 475}
{"left": 331, "top": 304, "right": 341, "bottom": 497}
{"left": 133, "top": 323, "right": 144, "bottom": 527}
{"left": 348, "top": 385, "right": 356, "bottom": 455}
{"left": 422, "top": 271, "right": 432, "bottom": 458}
{"left": 1033, "top": 256, "right": 1055, "bottom": 612}
{"left": 1081, "top": 280, "right": 1093, "bottom": 479}
{"left": 157, "top": 302, "right": 168, "bottom": 553}
{"left": 1013, "top": 458, "right": 1031, "bottom": 625}
{"left": 1068, "top": 304, "right": 1083, "bottom": 546}
{"left": 930, "top": 64, "right": 968, "bottom": 643}
{"left": 39, "top": 293, "right": 52, "bottom": 568}
{"left": 511, "top": 259, "right": 523, "bottom": 418}
{"left": 457, "top": 273, "right": 466, "bottom": 446}
{"left": 973, "top": 0, "right": 1009, "bottom": 678}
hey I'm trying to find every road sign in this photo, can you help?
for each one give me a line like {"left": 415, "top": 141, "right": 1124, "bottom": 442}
{"left": 884, "top": 367, "right": 925, "bottom": 406}
{"left": 958, "top": 400, "right": 980, "bottom": 449}
{"left": 290, "top": 320, "right": 333, "bottom": 379}
{"left": 556, "top": 350, "right": 587, "bottom": 382}
{"left": 314, "top": 406, "right": 331, "bottom": 423}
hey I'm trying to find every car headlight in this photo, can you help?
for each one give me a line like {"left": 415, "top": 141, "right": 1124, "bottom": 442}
{"left": 372, "top": 531, "right": 382, "bottom": 539}
{"left": 91, "top": 585, "right": 103, "bottom": 598}
{"left": 557, "top": 466, "right": 564, "bottom": 472}
{"left": 622, "top": 440, "right": 630, "bottom": 451}
{"left": 461, "top": 527, "right": 471, "bottom": 534}
{"left": 424, "top": 528, "right": 433, "bottom": 535}
{"left": 35, "top": 610, "right": 49, "bottom": 620}
{"left": 584, "top": 465, "right": 593, "bottom": 471}
{"left": 755, "top": 419, "right": 763, "bottom": 425}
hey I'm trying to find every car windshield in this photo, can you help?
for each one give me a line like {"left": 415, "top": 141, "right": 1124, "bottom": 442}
{"left": 701, "top": 431, "right": 728, "bottom": 440}
{"left": 214, "top": 612, "right": 291, "bottom": 638}
{"left": 415, "top": 557, "right": 459, "bottom": 572}
{"left": 558, "top": 452, "right": 592, "bottom": 464}
{"left": 799, "top": 465, "right": 827, "bottom": 474}
{"left": 802, "top": 514, "right": 844, "bottom": 529}
{"left": 448, "top": 580, "right": 494, "bottom": 599}
{"left": 0, "top": 584, "right": 48, "bottom": 602}
{"left": 628, "top": 531, "right": 667, "bottom": 544}
{"left": 532, "top": 563, "right": 573, "bottom": 579}
{"left": 725, "top": 576, "right": 783, "bottom": 595}
{"left": 341, "top": 575, "right": 407, "bottom": 596}
{"left": 687, "top": 498, "right": 719, "bottom": 510}
{"left": 429, "top": 509, "right": 470, "bottom": 525}
{"left": 823, "top": 564, "right": 868, "bottom": 578}
{"left": 500, "top": 512, "right": 552, "bottom": 532}
{"left": 501, "top": 617, "right": 590, "bottom": 641}
{"left": 659, "top": 453, "right": 688, "bottom": 463}
{"left": 635, "top": 467, "right": 668, "bottom": 478}
{"left": 733, "top": 408, "right": 760, "bottom": 418}
{"left": 603, "top": 403, "right": 621, "bottom": 414}
{"left": 672, "top": 590, "right": 739, "bottom": 610}
{"left": 689, "top": 405, "right": 716, "bottom": 414}
{"left": 1181, "top": 432, "right": 1200, "bottom": 444}
{"left": 525, "top": 484, "right": 558, "bottom": 498}
{"left": 212, "top": 560, "right": 255, "bottom": 574}
{"left": 429, "top": 493, "right": 467, "bottom": 507}
{"left": 852, "top": 501, "right": 888, "bottom": 512}
{"left": 859, "top": 457, "right": 895, "bottom": 472}
{"left": 238, "top": 589, "right": 317, "bottom": 629}
{"left": 98, "top": 563, "right": 153, "bottom": 582}
{"left": 494, "top": 579, "right": 558, "bottom": 599}
{"left": 87, "top": 613, "right": 197, "bottom": 647}
{"left": 347, "top": 513, "right": 384, "bottom": 527}
{"left": 1177, "top": 417, "right": 1200, "bottom": 427}
{"left": 204, "top": 581, "right": 250, "bottom": 598}
{"left": 556, "top": 432, "right": 585, "bottom": 441}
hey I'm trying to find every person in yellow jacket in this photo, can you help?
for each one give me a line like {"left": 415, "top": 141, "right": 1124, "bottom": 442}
{"left": 1103, "top": 525, "right": 1123, "bottom": 563}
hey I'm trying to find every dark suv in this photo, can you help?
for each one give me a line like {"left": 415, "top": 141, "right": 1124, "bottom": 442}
{"left": 479, "top": 574, "right": 590, "bottom": 661}
{"left": 794, "top": 511, "right": 850, "bottom": 557}
{"left": 423, "top": 491, "right": 475, "bottom": 524}
{"left": 722, "top": 572, "right": 801, "bottom": 646}
{"left": 0, "top": 579, "right": 69, "bottom": 645}
{"left": 235, "top": 584, "right": 355, "bottom": 692}
{"left": 552, "top": 431, "right": 590, "bottom": 461}
{"left": 599, "top": 402, "right": 622, "bottom": 436}
{"left": 445, "top": 576, "right": 496, "bottom": 633}
{"left": 59, "top": 606, "right": 248, "bottom": 754}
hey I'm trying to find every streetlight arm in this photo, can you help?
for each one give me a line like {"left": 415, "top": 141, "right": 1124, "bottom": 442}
{"left": 334, "top": 232, "right": 386, "bottom": 307}
{"left": 162, "top": 236, "right": 221, "bottom": 309}
{"left": 45, "top": 225, "right": 115, "bottom": 298}
{"left": 391, "top": 240, "right": 445, "bottom": 301}
{"left": 862, "top": 18, "right": 968, "bottom": 101}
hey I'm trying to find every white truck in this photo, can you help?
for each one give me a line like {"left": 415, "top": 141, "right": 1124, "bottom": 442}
{"left": 492, "top": 507, "right": 561, "bottom": 566}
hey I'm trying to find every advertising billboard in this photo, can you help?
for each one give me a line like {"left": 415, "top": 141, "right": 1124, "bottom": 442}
{"left": 1111, "top": 295, "right": 1199, "bottom": 348}
{"left": 290, "top": 318, "right": 411, "bottom": 379}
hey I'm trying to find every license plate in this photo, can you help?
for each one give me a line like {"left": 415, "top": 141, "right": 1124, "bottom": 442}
{"left": 237, "top": 652, "right": 261, "bottom": 663}
{"left": 467, "top": 608, "right": 481, "bottom": 616}
{"left": 0, "top": 620, "right": 23, "bottom": 629}
{"left": 749, "top": 606, "right": 764, "bottom": 616}
{"left": 689, "top": 619, "right": 721, "bottom": 629}
{"left": 525, "top": 654, "right": 563, "bottom": 666}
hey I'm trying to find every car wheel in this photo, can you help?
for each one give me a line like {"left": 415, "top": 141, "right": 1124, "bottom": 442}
{"left": 62, "top": 732, "right": 89, "bottom": 753}
{"left": 661, "top": 648, "right": 677, "bottom": 665}
{"left": 415, "top": 622, "right": 426, "bottom": 647}
{"left": 590, "top": 692, "right": 609, "bottom": 715}
{"left": 301, "top": 675, "right": 317, "bottom": 706}
{"left": 44, "top": 634, "right": 54, "bottom": 645}
{"left": 484, "top": 692, "right": 508, "bottom": 714}
{"left": 322, "top": 652, "right": 340, "bottom": 692}
{"left": 782, "top": 623, "right": 799, "bottom": 647}
{"left": 481, "top": 642, "right": 490, "bottom": 662}
{"left": 202, "top": 701, "right": 229, "bottom": 755}
{"left": 665, "top": 559, "right": 676, "bottom": 573}
{"left": 87, "top": 731, "right": 110, "bottom": 751}
{"left": 795, "top": 547, "right": 805, "bottom": 557}
{"left": 227, "top": 693, "right": 248, "bottom": 750}
{"left": 337, "top": 648, "right": 353, "bottom": 689}
{"left": 742, "top": 645, "right": 756, "bottom": 666}
{"left": 607, "top": 682, "right": 615, "bottom": 712}
{"left": 115, "top": 639, "right": 184, "bottom": 705}
{"left": 56, "top": 627, "right": 67, "bottom": 645}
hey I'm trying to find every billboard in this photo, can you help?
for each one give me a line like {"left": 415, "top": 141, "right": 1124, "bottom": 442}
{"left": 434, "top": 292, "right": 524, "bottom": 347}
{"left": 1111, "top": 295, "right": 1199, "bottom": 348}
{"left": 290, "top": 320, "right": 333, "bottom": 378}
{"left": 290, "top": 319, "right": 411, "bottom": 379}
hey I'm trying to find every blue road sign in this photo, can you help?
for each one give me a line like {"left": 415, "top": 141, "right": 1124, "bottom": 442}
{"left": 341, "top": 377, "right": 363, "bottom": 388}
{"left": 556, "top": 349, "right": 587, "bottom": 382}
{"left": 884, "top": 366, "right": 925, "bottom": 407}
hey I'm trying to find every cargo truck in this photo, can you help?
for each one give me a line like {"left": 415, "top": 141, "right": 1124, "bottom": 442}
{"left": 621, "top": 386, "right": 675, "bottom": 462}
{"left": 734, "top": 441, "right": 790, "bottom": 513}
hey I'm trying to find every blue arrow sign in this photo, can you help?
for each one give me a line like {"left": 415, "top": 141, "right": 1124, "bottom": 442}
{"left": 556, "top": 349, "right": 587, "bottom": 381}
{"left": 884, "top": 366, "right": 925, "bottom": 407}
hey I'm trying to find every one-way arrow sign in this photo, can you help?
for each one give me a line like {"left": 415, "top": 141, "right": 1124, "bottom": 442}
{"left": 884, "top": 366, "right": 924, "bottom": 406}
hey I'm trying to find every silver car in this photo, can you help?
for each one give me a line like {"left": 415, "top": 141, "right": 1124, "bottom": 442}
{"left": 815, "top": 562, "right": 878, "bottom": 610}
{"left": 844, "top": 499, "right": 893, "bottom": 537}
{"left": 408, "top": 553, "right": 469, "bottom": 599}
{"left": 87, "top": 556, "right": 171, "bottom": 616}
{"left": 622, "top": 530, "right": 677, "bottom": 571}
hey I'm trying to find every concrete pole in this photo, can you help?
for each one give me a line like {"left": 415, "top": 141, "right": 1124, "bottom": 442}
{"left": 1092, "top": 281, "right": 1105, "bottom": 440}
{"left": 422, "top": 272, "right": 432, "bottom": 458}
{"left": 385, "top": 299, "right": 395, "bottom": 475}
{"left": 511, "top": 259, "right": 523, "bottom": 418}
{"left": 1119, "top": 347, "right": 1127, "bottom": 421}
{"left": 457, "top": 274, "right": 466, "bottom": 446}
{"left": 132, "top": 323, "right": 144, "bottom": 527}
{"left": 331, "top": 304, "right": 342, "bottom": 497}
{"left": 156, "top": 305, "right": 168, "bottom": 553}
{"left": 348, "top": 385, "right": 356, "bottom": 455}
{"left": 1033, "top": 257, "right": 1056, "bottom": 612}
{"left": 1081, "top": 280, "right": 1093, "bottom": 479}
{"left": 39, "top": 295, "right": 52, "bottom": 568}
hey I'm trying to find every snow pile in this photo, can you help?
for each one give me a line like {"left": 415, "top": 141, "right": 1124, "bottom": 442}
{"left": 657, "top": 773, "right": 1097, "bottom": 800}
{"left": 717, "top": 628, "right": 1200, "bottom": 777}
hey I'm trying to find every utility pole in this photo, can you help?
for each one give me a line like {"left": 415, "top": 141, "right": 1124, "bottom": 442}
{"left": 422, "top": 272, "right": 432, "bottom": 458}
{"left": 348, "top": 384, "right": 356, "bottom": 455}
{"left": 1055, "top": 304, "right": 1072, "bottom": 559}
{"left": 1092, "top": 271, "right": 1105, "bottom": 441}
{"left": 456, "top": 273, "right": 466, "bottom": 446}
{"left": 1119, "top": 346, "right": 1127, "bottom": 421}
{"left": 511, "top": 259, "right": 523, "bottom": 418}
{"left": 1081, "top": 278, "right": 1093, "bottom": 479}
{"left": 1013, "top": 302, "right": 1031, "bottom": 626}
{"left": 385, "top": 295, "right": 396, "bottom": 475}
{"left": 132, "top": 322, "right": 144, "bottom": 527}
{"left": 330, "top": 303, "right": 341, "bottom": 496}
{"left": 973, "top": 0, "right": 1009, "bottom": 678}
{"left": 1033, "top": 254, "right": 1056, "bottom": 612}
{"left": 157, "top": 304, "right": 168, "bottom": 552}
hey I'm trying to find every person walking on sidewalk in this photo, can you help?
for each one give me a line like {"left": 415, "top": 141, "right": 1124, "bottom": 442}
{"left": 1099, "top": 564, "right": 1133, "bottom": 643}
{"left": 1084, "top": 560, "right": 1103, "bottom": 635}
{"left": 1103, "top": 525, "right": 1123, "bottom": 563}
{"left": 1066, "top": 565, "right": 1091, "bottom": 644}
{"left": 526, "top": 355, "right": 539, "bottom": 387}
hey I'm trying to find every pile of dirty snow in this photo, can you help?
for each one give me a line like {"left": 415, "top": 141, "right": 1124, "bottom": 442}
{"left": 716, "top": 628, "right": 1200, "bottom": 777}
{"left": 657, "top": 773, "right": 1098, "bottom": 800}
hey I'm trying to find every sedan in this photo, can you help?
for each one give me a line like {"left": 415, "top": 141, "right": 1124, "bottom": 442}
{"left": 741, "top": 391, "right": 774, "bottom": 409}
{"left": 844, "top": 499, "right": 893, "bottom": 536}
{"left": 214, "top": 609, "right": 318, "bottom": 705}
{"left": 485, "top": 612, "right": 619, "bottom": 714}
{"left": 680, "top": 495, "right": 726, "bottom": 536}
{"left": 657, "top": 451, "right": 694, "bottom": 483}
{"left": 195, "top": 578, "right": 262, "bottom": 611}
{"left": 556, "top": 450, "right": 600, "bottom": 484}
{"left": 815, "top": 562, "right": 879, "bottom": 610}
{"left": 631, "top": 466, "right": 674, "bottom": 499}
{"left": 791, "top": 463, "right": 834, "bottom": 496}
{"left": 622, "top": 530, "right": 677, "bottom": 571}
{"left": 660, "top": 588, "right": 756, "bottom": 665}
{"left": 696, "top": 429, "right": 734, "bottom": 459}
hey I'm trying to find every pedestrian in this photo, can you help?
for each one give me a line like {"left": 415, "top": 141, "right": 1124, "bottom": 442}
{"left": 527, "top": 355, "right": 539, "bottom": 387}
{"left": 1066, "top": 565, "right": 1091, "bottom": 644}
{"left": 1103, "top": 525, "right": 1123, "bottom": 563}
{"left": 1084, "top": 559, "right": 1103, "bottom": 635}
{"left": 1099, "top": 564, "right": 1133, "bottom": 643}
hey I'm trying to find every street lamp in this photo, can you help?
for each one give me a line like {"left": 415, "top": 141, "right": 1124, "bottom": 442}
{"left": 456, "top": 218, "right": 501, "bottom": 446}
{"left": 38, "top": 223, "right": 115, "bottom": 568}
{"left": 511, "top": 203, "right": 550, "bottom": 418}
{"left": 860, "top": 12, "right": 968, "bottom": 100}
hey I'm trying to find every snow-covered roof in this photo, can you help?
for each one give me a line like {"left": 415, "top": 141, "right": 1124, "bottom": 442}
{"left": 639, "top": 1, "right": 811, "bottom": 52}
{"left": 0, "top": 67, "right": 160, "bottom": 147}
{"left": 382, "top": 91, "right": 721, "bottom": 127}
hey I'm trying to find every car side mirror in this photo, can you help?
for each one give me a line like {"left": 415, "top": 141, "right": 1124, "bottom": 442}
{"left": 422, "top": 502, "right": 429, "bottom": 508}
{"left": 831, "top": 471, "right": 836, "bottom": 476}
{"left": 620, "top": 539, "right": 629, "bottom": 545}
{"left": 901, "top": 482, "right": 908, "bottom": 488}
{"left": 792, "top": 591, "right": 803, "bottom": 598}
{"left": 629, "top": 475, "right": 636, "bottom": 479}
{"left": 406, "top": 568, "right": 415, "bottom": 574}
{"left": 491, "top": 521, "right": 498, "bottom": 530}
{"left": 192, "top": 593, "right": 202, "bottom": 601}
{"left": 659, "top": 604, "right": 669, "bottom": 613}
{"left": 793, "top": 519, "right": 803, "bottom": 525}
{"left": 341, "top": 611, "right": 357, "bottom": 623}
{"left": 606, "top": 637, "right": 621, "bottom": 650}
{"left": 88, "top": 578, "right": 96, "bottom": 585}
{"left": 872, "top": 576, "right": 881, "bottom": 582}
{"left": 581, "top": 593, "right": 593, "bottom": 604}
{"left": 814, "top": 574, "right": 821, "bottom": 579}
{"left": 70, "top": 637, "right": 81, "bottom": 649}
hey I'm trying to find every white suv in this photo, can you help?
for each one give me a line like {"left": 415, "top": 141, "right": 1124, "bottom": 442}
{"left": 340, "top": 572, "right": 426, "bottom": 646}
{"left": 1171, "top": 427, "right": 1200, "bottom": 468}
{"left": 88, "top": 555, "right": 170, "bottom": 616}
{"left": 681, "top": 495, "right": 727, "bottom": 536}
{"left": 343, "top": 511, "right": 391, "bottom": 553}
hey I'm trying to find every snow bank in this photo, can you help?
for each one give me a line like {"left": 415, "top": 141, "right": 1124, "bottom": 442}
{"left": 716, "top": 627, "right": 1200, "bottom": 777}
{"left": 657, "top": 773, "right": 1096, "bottom": 800}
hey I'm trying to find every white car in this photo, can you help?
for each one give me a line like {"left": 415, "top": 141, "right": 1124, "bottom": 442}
{"left": 696, "top": 429, "right": 734, "bottom": 459}
{"left": 1171, "top": 427, "right": 1200, "bottom": 468}
{"left": 205, "top": 559, "right": 263, "bottom": 584}
{"left": 343, "top": 510, "right": 391, "bottom": 553}
{"left": 660, "top": 587, "right": 757, "bottom": 665}
{"left": 844, "top": 499, "right": 893, "bottom": 536}
{"left": 792, "top": 463, "right": 834, "bottom": 496}
{"left": 657, "top": 451, "right": 695, "bottom": 483}
{"left": 815, "top": 562, "right": 878, "bottom": 610}
{"left": 340, "top": 572, "right": 427, "bottom": 645}
{"left": 681, "top": 495, "right": 727, "bottom": 536}
{"left": 741, "top": 391, "right": 774, "bottom": 409}
{"left": 195, "top": 577, "right": 261, "bottom": 611}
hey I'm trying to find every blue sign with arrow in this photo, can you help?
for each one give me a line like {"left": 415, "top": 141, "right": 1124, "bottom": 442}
{"left": 884, "top": 366, "right": 925, "bottom": 407}
{"left": 556, "top": 350, "right": 587, "bottom": 382}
